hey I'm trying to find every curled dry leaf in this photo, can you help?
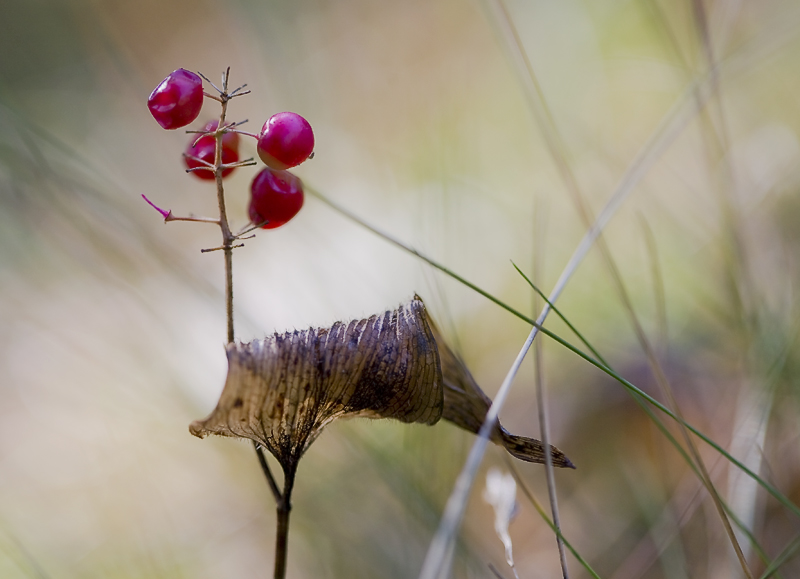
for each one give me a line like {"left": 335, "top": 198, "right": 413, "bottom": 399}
{"left": 432, "top": 319, "right": 575, "bottom": 469}
{"left": 189, "top": 295, "right": 574, "bottom": 474}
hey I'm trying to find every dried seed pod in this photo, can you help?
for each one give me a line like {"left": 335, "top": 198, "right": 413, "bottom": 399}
{"left": 189, "top": 296, "right": 443, "bottom": 471}
{"left": 189, "top": 295, "right": 574, "bottom": 472}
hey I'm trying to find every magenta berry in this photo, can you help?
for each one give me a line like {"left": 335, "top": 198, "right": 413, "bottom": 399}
{"left": 256, "top": 112, "right": 315, "bottom": 170}
{"left": 184, "top": 140, "right": 239, "bottom": 180}
{"left": 199, "top": 120, "right": 240, "bottom": 150}
{"left": 148, "top": 69, "right": 204, "bottom": 130}
{"left": 183, "top": 121, "right": 240, "bottom": 180}
{"left": 248, "top": 167, "right": 304, "bottom": 229}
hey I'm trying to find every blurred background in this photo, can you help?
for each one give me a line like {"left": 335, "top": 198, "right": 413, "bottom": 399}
{"left": 2, "top": 0, "right": 800, "bottom": 577}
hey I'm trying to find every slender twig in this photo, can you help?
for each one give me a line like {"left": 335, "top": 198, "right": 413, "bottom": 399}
{"left": 200, "top": 243, "right": 244, "bottom": 254}
{"left": 254, "top": 441, "right": 282, "bottom": 503}
{"left": 205, "top": 67, "right": 237, "bottom": 346}
{"left": 235, "top": 220, "right": 269, "bottom": 237}
{"left": 197, "top": 71, "right": 222, "bottom": 94}
{"left": 167, "top": 215, "right": 220, "bottom": 225}
{"left": 183, "top": 154, "right": 215, "bottom": 168}
{"left": 222, "top": 158, "right": 258, "bottom": 169}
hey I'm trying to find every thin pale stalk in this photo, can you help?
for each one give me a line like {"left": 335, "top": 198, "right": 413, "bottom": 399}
{"left": 532, "top": 204, "right": 568, "bottom": 579}
{"left": 638, "top": 216, "right": 668, "bottom": 353}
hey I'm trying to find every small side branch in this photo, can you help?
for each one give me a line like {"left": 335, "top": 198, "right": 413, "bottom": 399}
{"left": 253, "top": 442, "right": 282, "bottom": 503}
{"left": 142, "top": 194, "right": 219, "bottom": 225}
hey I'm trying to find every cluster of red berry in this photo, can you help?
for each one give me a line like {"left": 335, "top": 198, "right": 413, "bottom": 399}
{"left": 147, "top": 68, "right": 314, "bottom": 229}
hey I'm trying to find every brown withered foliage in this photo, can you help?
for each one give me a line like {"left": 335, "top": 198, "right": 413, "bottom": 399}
{"left": 433, "top": 321, "right": 574, "bottom": 468}
{"left": 189, "top": 295, "right": 574, "bottom": 473}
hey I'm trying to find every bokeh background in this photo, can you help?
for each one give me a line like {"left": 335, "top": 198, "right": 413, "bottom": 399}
{"left": 2, "top": 0, "right": 800, "bottom": 577}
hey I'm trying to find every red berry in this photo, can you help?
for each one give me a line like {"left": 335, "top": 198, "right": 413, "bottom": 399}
{"left": 199, "top": 120, "right": 240, "bottom": 150}
{"left": 183, "top": 136, "right": 239, "bottom": 181}
{"left": 148, "top": 69, "right": 203, "bottom": 130}
{"left": 184, "top": 125, "right": 239, "bottom": 180}
{"left": 248, "top": 167, "right": 304, "bottom": 229}
{"left": 256, "top": 112, "right": 314, "bottom": 170}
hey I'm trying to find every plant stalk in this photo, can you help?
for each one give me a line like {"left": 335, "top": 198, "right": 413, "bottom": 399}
{"left": 212, "top": 70, "right": 235, "bottom": 345}
{"left": 207, "top": 68, "right": 287, "bottom": 577}
{"left": 273, "top": 463, "right": 297, "bottom": 579}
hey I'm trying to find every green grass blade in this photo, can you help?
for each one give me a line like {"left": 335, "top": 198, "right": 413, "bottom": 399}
{"left": 759, "top": 535, "right": 800, "bottom": 579}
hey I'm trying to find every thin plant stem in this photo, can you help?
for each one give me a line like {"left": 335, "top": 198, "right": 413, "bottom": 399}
{"left": 167, "top": 215, "right": 220, "bottom": 225}
{"left": 212, "top": 68, "right": 235, "bottom": 345}
{"left": 535, "top": 324, "right": 570, "bottom": 578}
{"left": 203, "top": 68, "right": 287, "bottom": 578}
{"left": 532, "top": 204, "right": 569, "bottom": 579}
{"left": 254, "top": 442, "right": 282, "bottom": 503}
{"left": 273, "top": 463, "right": 297, "bottom": 579}
{"left": 638, "top": 215, "right": 668, "bottom": 353}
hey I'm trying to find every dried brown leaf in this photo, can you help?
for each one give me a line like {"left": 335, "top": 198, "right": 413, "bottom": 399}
{"left": 189, "top": 295, "right": 574, "bottom": 471}
{"left": 189, "top": 295, "right": 442, "bottom": 470}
